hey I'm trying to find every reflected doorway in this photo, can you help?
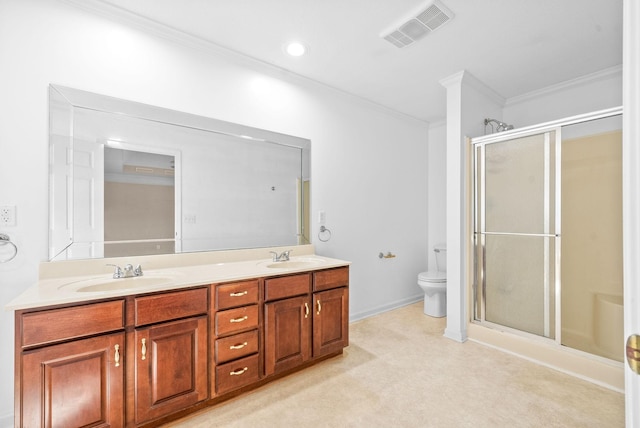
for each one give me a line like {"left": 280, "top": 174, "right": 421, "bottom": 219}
{"left": 104, "top": 146, "right": 178, "bottom": 257}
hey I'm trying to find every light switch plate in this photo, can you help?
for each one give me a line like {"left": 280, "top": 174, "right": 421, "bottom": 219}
{"left": 318, "top": 210, "right": 326, "bottom": 225}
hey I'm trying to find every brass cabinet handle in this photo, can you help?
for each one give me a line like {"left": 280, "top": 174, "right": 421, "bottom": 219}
{"left": 230, "top": 291, "right": 248, "bottom": 297}
{"left": 230, "top": 367, "right": 248, "bottom": 376}
{"left": 114, "top": 344, "right": 120, "bottom": 367}
{"left": 317, "top": 299, "right": 322, "bottom": 315}
{"left": 141, "top": 338, "right": 147, "bottom": 361}
{"left": 230, "top": 342, "right": 248, "bottom": 350}
{"left": 230, "top": 315, "right": 248, "bottom": 323}
{"left": 304, "top": 302, "right": 309, "bottom": 318}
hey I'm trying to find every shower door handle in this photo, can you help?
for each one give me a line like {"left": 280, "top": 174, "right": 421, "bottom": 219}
{"left": 627, "top": 334, "right": 640, "bottom": 375}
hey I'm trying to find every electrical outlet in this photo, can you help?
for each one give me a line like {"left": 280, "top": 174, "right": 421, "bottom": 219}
{"left": 0, "top": 205, "right": 16, "bottom": 227}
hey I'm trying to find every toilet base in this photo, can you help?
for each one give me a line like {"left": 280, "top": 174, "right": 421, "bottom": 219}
{"left": 422, "top": 288, "right": 446, "bottom": 317}
{"left": 417, "top": 274, "right": 447, "bottom": 318}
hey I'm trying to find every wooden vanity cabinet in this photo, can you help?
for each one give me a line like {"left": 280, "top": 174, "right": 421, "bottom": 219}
{"left": 313, "top": 267, "right": 350, "bottom": 358}
{"left": 212, "top": 279, "right": 261, "bottom": 395}
{"left": 16, "top": 300, "right": 126, "bottom": 428}
{"left": 131, "top": 288, "right": 209, "bottom": 425}
{"left": 264, "top": 267, "right": 349, "bottom": 376}
{"left": 264, "top": 293, "right": 312, "bottom": 376}
{"left": 14, "top": 265, "right": 348, "bottom": 427}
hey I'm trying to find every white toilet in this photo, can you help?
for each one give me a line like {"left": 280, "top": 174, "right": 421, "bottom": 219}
{"left": 417, "top": 245, "right": 447, "bottom": 317}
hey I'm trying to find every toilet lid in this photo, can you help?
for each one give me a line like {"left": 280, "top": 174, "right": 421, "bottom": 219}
{"left": 418, "top": 271, "right": 446, "bottom": 282}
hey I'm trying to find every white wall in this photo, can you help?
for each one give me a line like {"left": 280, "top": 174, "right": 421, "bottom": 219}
{"left": 0, "top": 1, "right": 430, "bottom": 424}
{"left": 427, "top": 121, "right": 446, "bottom": 269}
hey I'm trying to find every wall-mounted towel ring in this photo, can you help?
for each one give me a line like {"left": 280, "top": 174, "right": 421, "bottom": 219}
{"left": 318, "top": 225, "right": 332, "bottom": 242}
{"left": 0, "top": 233, "right": 17, "bottom": 263}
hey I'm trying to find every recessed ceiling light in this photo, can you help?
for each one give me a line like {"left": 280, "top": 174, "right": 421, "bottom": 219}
{"left": 284, "top": 41, "right": 307, "bottom": 57}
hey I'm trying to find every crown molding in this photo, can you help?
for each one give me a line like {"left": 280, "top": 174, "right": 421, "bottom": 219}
{"left": 460, "top": 71, "right": 506, "bottom": 107}
{"left": 56, "top": 0, "right": 430, "bottom": 127}
{"left": 439, "top": 70, "right": 466, "bottom": 89}
{"left": 439, "top": 70, "right": 506, "bottom": 107}
{"left": 506, "top": 64, "right": 623, "bottom": 106}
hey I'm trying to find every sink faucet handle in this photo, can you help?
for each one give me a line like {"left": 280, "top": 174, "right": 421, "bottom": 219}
{"left": 106, "top": 264, "right": 124, "bottom": 279}
{"left": 123, "top": 264, "right": 134, "bottom": 277}
{"left": 281, "top": 250, "right": 291, "bottom": 261}
{"left": 270, "top": 251, "right": 279, "bottom": 262}
{"left": 134, "top": 264, "right": 143, "bottom": 277}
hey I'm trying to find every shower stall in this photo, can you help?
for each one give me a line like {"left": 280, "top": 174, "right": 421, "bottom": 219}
{"left": 472, "top": 108, "right": 623, "bottom": 362}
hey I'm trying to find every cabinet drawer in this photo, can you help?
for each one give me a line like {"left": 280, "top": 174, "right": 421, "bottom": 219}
{"left": 216, "top": 354, "right": 260, "bottom": 395}
{"left": 21, "top": 300, "right": 124, "bottom": 348}
{"left": 264, "top": 273, "right": 310, "bottom": 301}
{"left": 215, "top": 280, "right": 259, "bottom": 310}
{"left": 215, "top": 330, "right": 259, "bottom": 364}
{"left": 314, "top": 267, "right": 349, "bottom": 292}
{"left": 135, "top": 287, "right": 208, "bottom": 326}
{"left": 216, "top": 305, "right": 259, "bottom": 336}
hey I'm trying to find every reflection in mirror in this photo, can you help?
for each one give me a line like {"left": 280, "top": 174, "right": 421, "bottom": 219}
{"left": 49, "top": 85, "right": 311, "bottom": 261}
{"left": 104, "top": 147, "right": 176, "bottom": 258}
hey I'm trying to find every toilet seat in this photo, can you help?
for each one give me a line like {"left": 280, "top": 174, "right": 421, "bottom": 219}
{"left": 418, "top": 271, "right": 446, "bottom": 283}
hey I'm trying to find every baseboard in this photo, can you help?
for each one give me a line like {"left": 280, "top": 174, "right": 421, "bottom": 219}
{"left": 444, "top": 327, "right": 468, "bottom": 343}
{"left": 349, "top": 295, "right": 423, "bottom": 322}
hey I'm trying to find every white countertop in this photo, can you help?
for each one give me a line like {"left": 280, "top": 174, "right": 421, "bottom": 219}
{"left": 6, "top": 245, "right": 350, "bottom": 311}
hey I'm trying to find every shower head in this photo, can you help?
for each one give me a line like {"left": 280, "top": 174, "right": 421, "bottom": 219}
{"left": 484, "top": 118, "right": 514, "bottom": 133}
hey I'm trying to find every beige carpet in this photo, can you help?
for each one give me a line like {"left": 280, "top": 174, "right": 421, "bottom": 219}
{"left": 166, "top": 302, "right": 624, "bottom": 427}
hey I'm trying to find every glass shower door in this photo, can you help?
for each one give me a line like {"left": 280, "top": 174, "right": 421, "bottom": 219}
{"left": 474, "top": 131, "right": 559, "bottom": 339}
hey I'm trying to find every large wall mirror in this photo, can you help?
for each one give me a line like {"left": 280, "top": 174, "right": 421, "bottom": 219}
{"left": 49, "top": 85, "right": 311, "bottom": 261}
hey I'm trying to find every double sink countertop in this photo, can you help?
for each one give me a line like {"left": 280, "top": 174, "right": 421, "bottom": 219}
{"left": 6, "top": 245, "right": 350, "bottom": 311}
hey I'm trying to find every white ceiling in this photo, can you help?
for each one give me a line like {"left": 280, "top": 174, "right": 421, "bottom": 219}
{"left": 96, "top": 0, "right": 622, "bottom": 123}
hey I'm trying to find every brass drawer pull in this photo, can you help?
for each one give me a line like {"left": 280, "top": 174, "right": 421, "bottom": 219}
{"left": 114, "top": 344, "right": 120, "bottom": 367}
{"left": 230, "top": 291, "right": 248, "bottom": 297}
{"left": 230, "top": 342, "right": 248, "bottom": 350}
{"left": 304, "top": 302, "right": 309, "bottom": 319}
{"left": 317, "top": 299, "right": 322, "bottom": 315}
{"left": 230, "top": 367, "right": 248, "bottom": 376}
{"left": 141, "top": 338, "right": 147, "bottom": 360}
{"left": 230, "top": 315, "right": 248, "bottom": 323}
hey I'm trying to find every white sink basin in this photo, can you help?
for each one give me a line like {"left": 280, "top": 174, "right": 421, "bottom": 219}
{"left": 259, "top": 257, "right": 324, "bottom": 270}
{"left": 59, "top": 272, "right": 182, "bottom": 293}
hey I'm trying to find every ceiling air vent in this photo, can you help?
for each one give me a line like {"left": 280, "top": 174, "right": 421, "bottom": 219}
{"left": 381, "top": 0, "right": 454, "bottom": 48}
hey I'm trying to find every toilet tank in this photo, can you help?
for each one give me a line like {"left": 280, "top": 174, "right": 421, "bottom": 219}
{"left": 434, "top": 245, "right": 447, "bottom": 272}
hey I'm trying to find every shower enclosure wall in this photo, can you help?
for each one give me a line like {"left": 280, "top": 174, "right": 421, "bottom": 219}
{"left": 472, "top": 108, "right": 623, "bottom": 363}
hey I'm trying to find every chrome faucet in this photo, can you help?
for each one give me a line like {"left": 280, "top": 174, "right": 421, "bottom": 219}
{"left": 107, "top": 263, "right": 143, "bottom": 279}
{"left": 270, "top": 250, "right": 291, "bottom": 262}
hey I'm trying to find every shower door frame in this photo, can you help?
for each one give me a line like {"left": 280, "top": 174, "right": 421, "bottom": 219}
{"left": 471, "top": 106, "right": 623, "bottom": 345}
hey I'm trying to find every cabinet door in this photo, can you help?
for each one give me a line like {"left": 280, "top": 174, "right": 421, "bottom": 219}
{"left": 135, "top": 316, "right": 208, "bottom": 424}
{"left": 264, "top": 296, "right": 311, "bottom": 376}
{"left": 20, "top": 332, "right": 124, "bottom": 428}
{"left": 313, "top": 287, "right": 349, "bottom": 357}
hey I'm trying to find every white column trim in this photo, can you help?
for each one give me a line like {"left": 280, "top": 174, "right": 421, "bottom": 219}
{"left": 623, "top": 0, "right": 640, "bottom": 426}
{"left": 440, "top": 71, "right": 468, "bottom": 343}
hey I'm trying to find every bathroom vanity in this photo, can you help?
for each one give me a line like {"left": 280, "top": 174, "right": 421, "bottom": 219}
{"left": 9, "top": 248, "right": 349, "bottom": 427}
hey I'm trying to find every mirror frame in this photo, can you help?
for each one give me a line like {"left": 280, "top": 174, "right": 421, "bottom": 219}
{"left": 49, "top": 84, "right": 311, "bottom": 261}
